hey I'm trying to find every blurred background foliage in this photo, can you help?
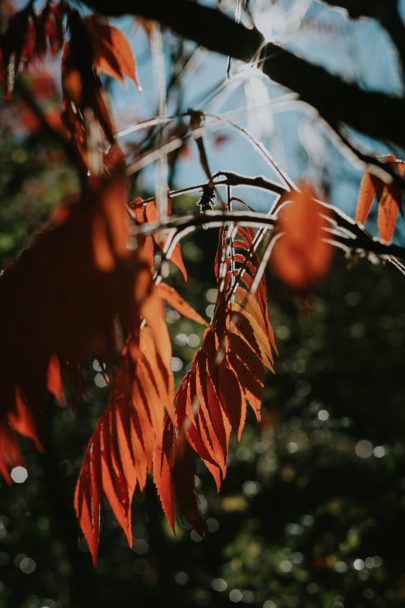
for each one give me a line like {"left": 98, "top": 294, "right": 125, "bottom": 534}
{"left": 1, "top": 122, "right": 405, "bottom": 608}
{"left": 1, "top": 3, "right": 405, "bottom": 606}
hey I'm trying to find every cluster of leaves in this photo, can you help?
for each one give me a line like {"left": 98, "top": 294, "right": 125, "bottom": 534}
{"left": 0, "top": 0, "right": 137, "bottom": 165}
{"left": 1, "top": 0, "right": 405, "bottom": 575}
{"left": 356, "top": 157, "right": 405, "bottom": 245}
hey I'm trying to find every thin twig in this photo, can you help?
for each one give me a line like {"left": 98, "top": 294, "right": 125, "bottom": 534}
{"left": 133, "top": 208, "right": 405, "bottom": 262}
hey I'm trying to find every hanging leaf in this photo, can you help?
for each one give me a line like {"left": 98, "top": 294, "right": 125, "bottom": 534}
{"left": 153, "top": 417, "right": 176, "bottom": 531}
{"left": 355, "top": 158, "right": 405, "bottom": 244}
{"left": 75, "top": 272, "right": 210, "bottom": 561}
{"left": 0, "top": 426, "right": 25, "bottom": 484}
{"left": 75, "top": 316, "right": 174, "bottom": 564}
{"left": 154, "top": 223, "right": 276, "bottom": 528}
{"left": 355, "top": 171, "right": 378, "bottom": 227}
{"left": 61, "top": 9, "right": 116, "bottom": 162}
{"left": 156, "top": 283, "right": 208, "bottom": 325}
{"left": 84, "top": 16, "right": 139, "bottom": 88}
{"left": 0, "top": 149, "right": 151, "bottom": 483}
{"left": 0, "top": 1, "right": 66, "bottom": 94}
{"left": 377, "top": 187, "right": 400, "bottom": 244}
{"left": 130, "top": 197, "right": 188, "bottom": 280}
{"left": 271, "top": 182, "right": 333, "bottom": 290}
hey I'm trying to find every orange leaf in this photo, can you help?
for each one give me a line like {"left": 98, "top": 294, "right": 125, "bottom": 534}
{"left": 230, "top": 304, "right": 274, "bottom": 372}
{"left": 168, "top": 222, "right": 277, "bottom": 506}
{"left": 376, "top": 161, "right": 405, "bottom": 244}
{"left": 84, "top": 16, "right": 139, "bottom": 87}
{"left": 75, "top": 323, "right": 175, "bottom": 563}
{"left": 131, "top": 197, "right": 188, "bottom": 280}
{"left": 377, "top": 189, "right": 399, "bottom": 244}
{"left": 355, "top": 171, "right": 377, "bottom": 227}
{"left": 0, "top": 149, "right": 151, "bottom": 484}
{"left": 271, "top": 182, "right": 333, "bottom": 290}
{"left": 168, "top": 243, "right": 188, "bottom": 282}
{"left": 356, "top": 159, "right": 404, "bottom": 242}
{"left": 90, "top": 153, "right": 130, "bottom": 271}
{"left": 156, "top": 283, "right": 208, "bottom": 325}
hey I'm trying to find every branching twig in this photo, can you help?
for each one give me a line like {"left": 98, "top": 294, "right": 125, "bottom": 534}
{"left": 319, "top": 0, "right": 405, "bottom": 73}
{"left": 133, "top": 208, "right": 405, "bottom": 263}
{"left": 82, "top": 0, "right": 405, "bottom": 151}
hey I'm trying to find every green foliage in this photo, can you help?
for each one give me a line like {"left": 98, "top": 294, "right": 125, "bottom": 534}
{"left": 0, "top": 135, "right": 77, "bottom": 266}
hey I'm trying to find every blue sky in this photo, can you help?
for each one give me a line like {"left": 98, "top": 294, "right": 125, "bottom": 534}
{"left": 109, "top": 0, "right": 405, "bottom": 241}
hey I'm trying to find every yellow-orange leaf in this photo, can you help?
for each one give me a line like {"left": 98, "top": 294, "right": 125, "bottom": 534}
{"left": 271, "top": 182, "right": 333, "bottom": 291}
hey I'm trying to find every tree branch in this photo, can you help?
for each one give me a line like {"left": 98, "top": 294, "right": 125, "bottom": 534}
{"left": 82, "top": 0, "right": 405, "bottom": 151}
{"left": 319, "top": 0, "right": 405, "bottom": 72}
{"left": 133, "top": 208, "right": 405, "bottom": 264}
{"left": 81, "top": 0, "right": 262, "bottom": 61}
{"left": 317, "top": 0, "right": 397, "bottom": 20}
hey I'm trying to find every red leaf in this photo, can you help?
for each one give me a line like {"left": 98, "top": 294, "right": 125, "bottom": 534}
{"left": 172, "top": 437, "right": 206, "bottom": 536}
{"left": 198, "top": 356, "right": 230, "bottom": 475}
{"left": 84, "top": 16, "right": 139, "bottom": 87}
{"left": 176, "top": 371, "right": 219, "bottom": 467}
{"left": 166, "top": 223, "right": 277, "bottom": 515}
{"left": 0, "top": 425, "right": 24, "bottom": 484}
{"left": 47, "top": 355, "right": 65, "bottom": 406}
{"left": 217, "top": 358, "right": 245, "bottom": 441}
{"left": 153, "top": 417, "right": 176, "bottom": 531}
{"left": 9, "top": 389, "right": 43, "bottom": 452}
{"left": 227, "top": 351, "right": 263, "bottom": 420}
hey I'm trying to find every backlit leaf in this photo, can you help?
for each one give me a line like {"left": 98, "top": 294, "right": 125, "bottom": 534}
{"left": 160, "top": 223, "right": 277, "bottom": 523}
{"left": 271, "top": 182, "right": 333, "bottom": 290}
{"left": 75, "top": 292, "right": 174, "bottom": 563}
{"left": 356, "top": 158, "right": 404, "bottom": 244}
{"left": 131, "top": 197, "right": 188, "bottom": 281}
{"left": 0, "top": 149, "right": 151, "bottom": 484}
{"left": 156, "top": 283, "right": 208, "bottom": 325}
{"left": 377, "top": 188, "right": 400, "bottom": 244}
{"left": 355, "top": 171, "right": 377, "bottom": 227}
{"left": 85, "top": 16, "right": 139, "bottom": 88}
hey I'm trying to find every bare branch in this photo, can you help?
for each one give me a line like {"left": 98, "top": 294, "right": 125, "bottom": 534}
{"left": 134, "top": 208, "right": 405, "bottom": 265}
{"left": 82, "top": 0, "right": 405, "bottom": 151}
{"left": 318, "top": 0, "right": 405, "bottom": 72}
